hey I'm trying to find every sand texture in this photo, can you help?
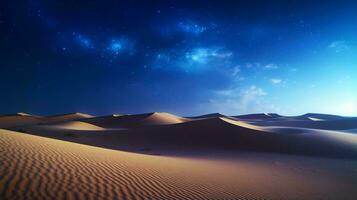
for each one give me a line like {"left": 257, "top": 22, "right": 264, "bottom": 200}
{"left": 2, "top": 112, "right": 357, "bottom": 199}
{"left": 1, "top": 129, "right": 357, "bottom": 200}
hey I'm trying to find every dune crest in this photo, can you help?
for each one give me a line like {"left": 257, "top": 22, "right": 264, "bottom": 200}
{"left": 142, "top": 112, "right": 190, "bottom": 124}
{"left": 82, "top": 112, "right": 191, "bottom": 128}
{"left": 43, "top": 113, "right": 94, "bottom": 123}
{"left": 189, "top": 113, "right": 228, "bottom": 119}
{"left": 219, "top": 117, "right": 266, "bottom": 131}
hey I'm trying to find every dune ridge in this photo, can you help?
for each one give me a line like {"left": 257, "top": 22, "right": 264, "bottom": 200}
{"left": 81, "top": 112, "right": 191, "bottom": 128}
{"left": 43, "top": 113, "right": 94, "bottom": 123}
{"left": 189, "top": 113, "right": 227, "bottom": 119}
{"left": 0, "top": 112, "right": 96, "bottom": 129}
{"left": 0, "top": 114, "right": 43, "bottom": 128}
{"left": 253, "top": 117, "right": 357, "bottom": 130}
{"left": 234, "top": 113, "right": 282, "bottom": 120}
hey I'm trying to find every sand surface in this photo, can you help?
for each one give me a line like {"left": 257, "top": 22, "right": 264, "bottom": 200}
{"left": 1, "top": 129, "right": 357, "bottom": 200}
{"left": 2, "top": 112, "right": 357, "bottom": 199}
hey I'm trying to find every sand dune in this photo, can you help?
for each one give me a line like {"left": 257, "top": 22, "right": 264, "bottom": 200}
{"left": 118, "top": 117, "right": 357, "bottom": 158}
{"left": 2, "top": 112, "right": 357, "bottom": 199}
{"left": 0, "top": 113, "right": 43, "bottom": 128}
{"left": 302, "top": 113, "right": 345, "bottom": 120}
{"left": 253, "top": 117, "right": 357, "bottom": 130}
{"left": 189, "top": 113, "right": 228, "bottom": 119}
{"left": 230, "top": 113, "right": 357, "bottom": 130}
{"left": 234, "top": 113, "right": 282, "bottom": 120}
{"left": 0, "top": 112, "right": 96, "bottom": 129}
{"left": 1, "top": 129, "right": 357, "bottom": 200}
{"left": 82, "top": 112, "right": 190, "bottom": 128}
{"left": 43, "top": 113, "right": 94, "bottom": 123}
{"left": 220, "top": 117, "right": 267, "bottom": 131}
{"left": 21, "top": 116, "right": 357, "bottom": 159}
{"left": 39, "top": 121, "right": 105, "bottom": 131}
{"left": 234, "top": 113, "right": 346, "bottom": 122}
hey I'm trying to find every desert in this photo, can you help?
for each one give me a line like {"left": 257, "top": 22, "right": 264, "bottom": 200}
{"left": 1, "top": 112, "right": 357, "bottom": 199}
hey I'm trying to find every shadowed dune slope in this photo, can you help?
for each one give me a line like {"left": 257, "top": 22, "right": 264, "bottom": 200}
{"left": 0, "top": 113, "right": 96, "bottom": 129}
{"left": 234, "top": 113, "right": 282, "bottom": 120}
{"left": 234, "top": 113, "right": 346, "bottom": 122}
{"left": 22, "top": 117, "right": 357, "bottom": 158}
{"left": 1, "top": 129, "right": 357, "bottom": 200}
{"left": 82, "top": 112, "right": 191, "bottom": 128}
{"left": 302, "top": 113, "right": 345, "bottom": 120}
{"left": 118, "top": 117, "right": 357, "bottom": 158}
{"left": 253, "top": 117, "right": 357, "bottom": 130}
{"left": 0, "top": 113, "right": 43, "bottom": 128}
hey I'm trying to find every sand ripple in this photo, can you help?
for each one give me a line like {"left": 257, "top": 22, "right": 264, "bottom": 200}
{"left": 1, "top": 129, "right": 357, "bottom": 200}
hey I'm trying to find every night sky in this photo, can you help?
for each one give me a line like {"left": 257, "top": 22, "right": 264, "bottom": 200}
{"left": 1, "top": 0, "right": 357, "bottom": 116}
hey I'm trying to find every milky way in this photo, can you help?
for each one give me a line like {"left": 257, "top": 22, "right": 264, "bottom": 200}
{"left": 73, "top": 33, "right": 94, "bottom": 49}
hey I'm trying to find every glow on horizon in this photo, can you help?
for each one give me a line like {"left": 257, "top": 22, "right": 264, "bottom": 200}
{"left": 341, "top": 101, "right": 357, "bottom": 116}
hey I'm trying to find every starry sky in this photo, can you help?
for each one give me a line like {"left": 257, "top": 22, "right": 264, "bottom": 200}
{"left": 1, "top": 0, "right": 357, "bottom": 116}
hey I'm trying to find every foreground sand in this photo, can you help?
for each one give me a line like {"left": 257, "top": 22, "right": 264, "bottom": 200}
{"left": 1, "top": 129, "right": 357, "bottom": 200}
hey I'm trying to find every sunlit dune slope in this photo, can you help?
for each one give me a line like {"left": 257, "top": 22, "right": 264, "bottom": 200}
{"left": 43, "top": 113, "right": 94, "bottom": 123}
{"left": 40, "top": 121, "right": 105, "bottom": 131}
{"left": 1, "top": 129, "right": 357, "bottom": 200}
{"left": 189, "top": 113, "right": 228, "bottom": 119}
{"left": 82, "top": 112, "right": 190, "bottom": 128}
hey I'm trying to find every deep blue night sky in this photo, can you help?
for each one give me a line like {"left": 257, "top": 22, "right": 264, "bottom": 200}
{"left": 1, "top": 0, "right": 357, "bottom": 116}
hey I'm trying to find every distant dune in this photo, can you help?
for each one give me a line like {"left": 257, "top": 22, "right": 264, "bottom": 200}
{"left": 43, "top": 113, "right": 94, "bottom": 123}
{"left": 19, "top": 114, "right": 357, "bottom": 159}
{"left": 234, "top": 113, "right": 282, "bottom": 120}
{"left": 81, "top": 112, "right": 190, "bottom": 128}
{"left": 252, "top": 117, "right": 357, "bottom": 130}
{"left": 189, "top": 113, "right": 228, "bottom": 119}
{"left": 1, "top": 129, "right": 357, "bottom": 200}
{"left": 0, "top": 113, "right": 43, "bottom": 128}
{"left": 0, "top": 112, "right": 95, "bottom": 129}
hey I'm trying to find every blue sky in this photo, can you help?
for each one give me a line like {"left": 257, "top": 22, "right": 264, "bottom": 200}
{"left": 1, "top": 0, "right": 356, "bottom": 116}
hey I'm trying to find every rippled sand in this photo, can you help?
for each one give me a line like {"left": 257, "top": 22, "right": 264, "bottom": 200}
{"left": 1, "top": 129, "right": 357, "bottom": 200}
